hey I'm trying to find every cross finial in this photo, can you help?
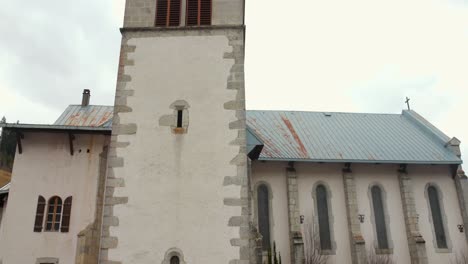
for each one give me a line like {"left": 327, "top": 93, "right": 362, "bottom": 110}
{"left": 405, "top": 97, "right": 411, "bottom": 110}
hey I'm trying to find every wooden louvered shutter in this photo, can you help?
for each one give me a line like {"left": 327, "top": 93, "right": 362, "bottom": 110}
{"left": 34, "top": 196, "right": 46, "bottom": 232}
{"left": 156, "top": 0, "right": 181, "bottom": 27}
{"left": 186, "top": 0, "right": 211, "bottom": 26}
{"left": 199, "top": 0, "right": 211, "bottom": 25}
{"left": 169, "top": 0, "right": 181, "bottom": 26}
{"left": 61, "top": 196, "right": 72, "bottom": 233}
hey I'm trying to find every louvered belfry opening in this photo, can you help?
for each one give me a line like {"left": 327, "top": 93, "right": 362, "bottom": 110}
{"left": 186, "top": 0, "right": 212, "bottom": 26}
{"left": 155, "top": 0, "right": 182, "bottom": 27}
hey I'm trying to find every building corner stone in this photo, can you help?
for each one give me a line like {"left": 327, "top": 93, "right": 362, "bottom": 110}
{"left": 342, "top": 166, "right": 367, "bottom": 264}
{"left": 398, "top": 167, "right": 428, "bottom": 264}
{"left": 286, "top": 166, "right": 305, "bottom": 264}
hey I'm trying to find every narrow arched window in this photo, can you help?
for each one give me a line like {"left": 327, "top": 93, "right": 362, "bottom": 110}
{"left": 257, "top": 184, "right": 271, "bottom": 250}
{"left": 371, "top": 186, "right": 389, "bottom": 249}
{"left": 170, "top": 256, "right": 180, "bottom": 264}
{"left": 61, "top": 196, "right": 73, "bottom": 233}
{"left": 155, "top": 0, "right": 182, "bottom": 27}
{"left": 428, "top": 186, "right": 447, "bottom": 248}
{"left": 316, "top": 185, "right": 332, "bottom": 250}
{"left": 33, "top": 196, "right": 46, "bottom": 232}
{"left": 186, "top": 0, "right": 212, "bottom": 26}
{"left": 45, "top": 196, "right": 62, "bottom": 232}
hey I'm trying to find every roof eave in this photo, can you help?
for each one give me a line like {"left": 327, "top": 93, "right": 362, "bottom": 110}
{"left": 257, "top": 157, "right": 463, "bottom": 165}
{"left": 0, "top": 123, "right": 112, "bottom": 135}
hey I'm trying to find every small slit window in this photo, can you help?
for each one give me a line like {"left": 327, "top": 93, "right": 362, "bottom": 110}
{"left": 186, "top": 0, "right": 212, "bottom": 26}
{"left": 34, "top": 196, "right": 46, "bottom": 232}
{"left": 177, "top": 110, "right": 183, "bottom": 128}
{"left": 257, "top": 184, "right": 271, "bottom": 250}
{"left": 45, "top": 196, "right": 62, "bottom": 232}
{"left": 371, "top": 186, "right": 389, "bottom": 249}
{"left": 316, "top": 184, "right": 332, "bottom": 250}
{"left": 156, "top": 0, "right": 182, "bottom": 27}
{"left": 428, "top": 186, "right": 448, "bottom": 249}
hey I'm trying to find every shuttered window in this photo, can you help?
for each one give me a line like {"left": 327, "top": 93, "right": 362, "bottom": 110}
{"left": 316, "top": 185, "right": 332, "bottom": 250}
{"left": 61, "top": 196, "right": 73, "bottom": 233}
{"left": 186, "top": 0, "right": 211, "bottom": 26}
{"left": 257, "top": 184, "right": 271, "bottom": 250}
{"left": 155, "top": 0, "right": 182, "bottom": 27}
{"left": 33, "top": 196, "right": 46, "bottom": 232}
{"left": 371, "top": 186, "right": 389, "bottom": 249}
{"left": 428, "top": 186, "right": 448, "bottom": 248}
{"left": 45, "top": 196, "right": 62, "bottom": 232}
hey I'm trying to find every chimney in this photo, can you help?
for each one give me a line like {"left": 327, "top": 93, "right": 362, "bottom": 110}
{"left": 82, "top": 89, "right": 91, "bottom": 106}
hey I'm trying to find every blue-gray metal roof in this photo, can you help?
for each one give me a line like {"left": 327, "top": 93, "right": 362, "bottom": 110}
{"left": 54, "top": 105, "right": 113, "bottom": 128}
{"left": 246, "top": 110, "right": 462, "bottom": 164}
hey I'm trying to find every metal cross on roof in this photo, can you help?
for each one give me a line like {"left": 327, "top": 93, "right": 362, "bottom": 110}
{"left": 405, "top": 97, "right": 411, "bottom": 110}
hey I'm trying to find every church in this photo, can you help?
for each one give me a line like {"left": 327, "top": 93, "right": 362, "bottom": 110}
{"left": 0, "top": 0, "right": 467, "bottom": 263}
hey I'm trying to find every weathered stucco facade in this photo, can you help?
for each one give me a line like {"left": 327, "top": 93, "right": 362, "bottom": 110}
{"left": 0, "top": 132, "right": 108, "bottom": 264}
{"left": 251, "top": 162, "right": 467, "bottom": 264}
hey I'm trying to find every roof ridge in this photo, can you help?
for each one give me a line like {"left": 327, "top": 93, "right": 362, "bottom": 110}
{"left": 246, "top": 109, "right": 401, "bottom": 115}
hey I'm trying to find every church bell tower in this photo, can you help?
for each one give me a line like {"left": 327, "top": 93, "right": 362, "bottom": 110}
{"left": 101, "top": 0, "right": 249, "bottom": 263}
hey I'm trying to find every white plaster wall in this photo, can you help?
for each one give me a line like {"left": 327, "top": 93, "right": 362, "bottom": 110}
{"left": 110, "top": 34, "right": 241, "bottom": 263}
{"left": 411, "top": 165, "right": 467, "bottom": 263}
{"left": 251, "top": 161, "right": 291, "bottom": 263}
{"left": 0, "top": 132, "right": 107, "bottom": 263}
{"left": 296, "top": 163, "right": 352, "bottom": 264}
{"left": 353, "top": 164, "right": 411, "bottom": 264}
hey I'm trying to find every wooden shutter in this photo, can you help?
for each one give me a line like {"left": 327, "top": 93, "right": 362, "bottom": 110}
{"left": 199, "top": 0, "right": 211, "bottom": 25}
{"left": 257, "top": 185, "right": 271, "bottom": 250}
{"left": 156, "top": 0, "right": 181, "bottom": 27}
{"left": 186, "top": 0, "right": 211, "bottom": 26}
{"left": 61, "top": 196, "right": 73, "bottom": 233}
{"left": 316, "top": 185, "right": 332, "bottom": 250}
{"left": 428, "top": 186, "right": 447, "bottom": 248}
{"left": 33, "top": 196, "right": 46, "bottom": 232}
{"left": 371, "top": 186, "right": 389, "bottom": 249}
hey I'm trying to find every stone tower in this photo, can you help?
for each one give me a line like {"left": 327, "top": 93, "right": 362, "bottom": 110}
{"left": 100, "top": 0, "right": 248, "bottom": 263}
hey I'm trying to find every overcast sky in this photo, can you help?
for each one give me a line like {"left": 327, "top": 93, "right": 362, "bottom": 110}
{"left": 1, "top": 0, "right": 467, "bottom": 158}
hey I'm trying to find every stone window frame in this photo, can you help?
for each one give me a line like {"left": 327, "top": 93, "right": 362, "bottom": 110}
{"left": 367, "top": 183, "right": 394, "bottom": 255}
{"left": 424, "top": 182, "right": 452, "bottom": 253}
{"left": 311, "top": 181, "right": 337, "bottom": 255}
{"left": 159, "top": 100, "right": 190, "bottom": 134}
{"left": 162, "top": 248, "right": 187, "bottom": 264}
{"left": 36, "top": 257, "right": 59, "bottom": 264}
{"left": 253, "top": 181, "right": 275, "bottom": 251}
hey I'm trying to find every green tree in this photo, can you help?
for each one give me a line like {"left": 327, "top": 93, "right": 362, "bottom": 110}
{"left": 0, "top": 117, "right": 16, "bottom": 171}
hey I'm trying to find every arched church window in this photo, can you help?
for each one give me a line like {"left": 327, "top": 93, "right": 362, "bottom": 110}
{"left": 170, "top": 256, "right": 180, "bottom": 264}
{"left": 316, "top": 184, "right": 332, "bottom": 250}
{"left": 257, "top": 184, "right": 271, "bottom": 250}
{"left": 428, "top": 186, "right": 448, "bottom": 248}
{"left": 156, "top": 0, "right": 182, "bottom": 27}
{"left": 33, "top": 196, "right": 46, "bottom": 232}
{"left": 371, "top": 185, "right": 389, "bottom": 249}
{"left": 186, "top": 0, "right": 211, "bottom": 26}
{"left": 45, "top": 196, "right": 62, "bottom": 231}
